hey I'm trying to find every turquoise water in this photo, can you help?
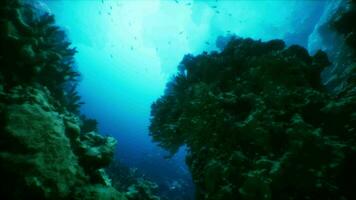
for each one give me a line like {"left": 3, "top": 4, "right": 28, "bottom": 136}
{"left": 42, "top": 0, "right": 327, "bottom": 199}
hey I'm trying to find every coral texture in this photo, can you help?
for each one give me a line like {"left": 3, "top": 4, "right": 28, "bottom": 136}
{"left": 0, "top": 86, "right": 125, "bottom": 199}
{"left": 150, "top": 37, "right": 356, "bottom": 199}
{"left": 0, "top": 0, "right": 127, "bottom": 199}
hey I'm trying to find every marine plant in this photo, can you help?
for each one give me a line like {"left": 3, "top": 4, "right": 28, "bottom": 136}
{"left": 0, "top": 0, "right": 82, "bottom": 113}
{"left": 150, "top": 37, "right": 356, "bottom": 199}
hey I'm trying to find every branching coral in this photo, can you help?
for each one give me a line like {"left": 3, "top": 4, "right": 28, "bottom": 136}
{"left": 150, "top": 37, "right": 356, "bottom": 199}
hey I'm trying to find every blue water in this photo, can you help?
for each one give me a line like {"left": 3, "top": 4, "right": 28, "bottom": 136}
{"left": 41, "top": 0, "right": 327, "bottom": 199}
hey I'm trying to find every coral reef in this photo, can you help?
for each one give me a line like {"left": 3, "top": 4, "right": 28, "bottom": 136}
{"left": 125, "top": 178, "right": 160, "bottom": 200}
{"left": 0, "top": 86, "right": 123, "bottom": 199}
{"left": 0, "top": 0, "right": 162, "bottom": 199}
{"left": 0, "top": 0, "right": 130, "bottom": 199}
{"left": 107, "top": 160, "right": 162, "bottom": 200}
{"left": 0, "top": 0, "right": 81, "bottom": 113}
{"left": 150, "top": 37, "right": 356, "bottom": 199}
{"left": 80, "top": 115, "right": 99, "bottom": 133}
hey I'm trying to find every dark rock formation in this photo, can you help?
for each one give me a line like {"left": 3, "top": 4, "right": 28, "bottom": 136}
{"left": 150, "top": 37, "right": 356, "bottom": 199}
{"left": 331, "top": 0, "right": 356, "bottom": 51}
{"left": 308, "top": 0, "right": 356, "bottom": 95}
{"left": 106, "top": 159, "right": 163, "bottom": 200}
{"left": 0, "top": 0, "right": 128, "bottom": 199}
{"left": 0, "top": 86, "right": 125, "bottom": 199}
{"left": 0, "top": 0, "right": 81, "bottom": 113}
{"left": 125, "top": 178, "right": 160, "bottom": 200}
{"left": 0, "top": 0, "right": 162, "bottom": 199}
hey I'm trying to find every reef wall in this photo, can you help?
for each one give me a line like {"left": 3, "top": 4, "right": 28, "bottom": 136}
{"left": 150, "top": 4, "right": 356, "bottom": 198}
{"left": 0, "top": 0, "right": 128, "bottom": 199}
{"left": 0, "top": 1, "right": 163, "bottom": 199}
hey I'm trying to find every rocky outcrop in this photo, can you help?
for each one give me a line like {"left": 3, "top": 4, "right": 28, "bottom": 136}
{"left": 125, "top": 179, "right": 160, "bottom": 200}
{"left": 0, "top": 86, "right": 126, "bottom": 199}
{"left": 0, "top": 0, "right": 127, "bottom": 199}
{"left": 150, "top": 38, "right": 356, "bottom": 199}
{"left": 0, "top": 0, "right": 81, "bottom": 113}
{"left": 308, "top": 0, "right": 356, "bottom": 94}
{"left": 0, "top": 86, "right": 85, "bottom": 199}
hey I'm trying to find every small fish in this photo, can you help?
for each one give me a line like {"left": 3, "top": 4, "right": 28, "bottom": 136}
{"left": 179, "top": 31, "right": 183, "bottom": 35}
{"left": 186, "top": 3, "right": 191, "bottom": 6}
{"left": 98, "top": 11, "right": 102, "bottom": 15}
{"left": 110, "top": 6, "right": 112, "bottom": 9}
{"left": 228, "top": 13, "right": 232, "bottom": 17}
{"left": 101, "top": 0, "right": 104, "bottom": 4}
{"left": 211, "top": 5, "right": 217, "bottom": 9}
{"left": 130, "top": 46, "right": 134, "bottom": 50}
{"left": 205, "top": 41, "right": 210, "bottom": 45}
{"left": 168, "top": 41, "right": 171, "bottom": 45}
{"left": 107, "top": 12, "right": 111, "bottom": 15}
{"left": 216, "top": 10, "right": 220, "bottom": 14}
{"left": 174, "top": 0, "right": 179, "bottom": 3}
{"left": 134, "top": 36, "right": 137, "bottom": 40}
{"left": 110, "top": 54, "right": 113, "bottom": 58}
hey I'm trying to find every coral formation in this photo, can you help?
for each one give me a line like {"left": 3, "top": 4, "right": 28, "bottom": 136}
{"left": 0, "top": 0, "right": 81, "bottom": 113}
{"left": 106, "top": 160, "right": 162, "bottom": 200}
{"left": 0, "top": 85, "right": 123, "bottom": 199}
{"left": 0, "top": 0, "right": 161, "bottom": 199}
{"left": 125, "top": 178, "right": 160, "bottom": 200}
{"left": 2, "top": 0, "right": 355, "bottom": 199}
{"left": 150, "top": 37, "right": 356, "bottom": 199}
{"left": 0, "top": 0, "right": 162, "bottom": 199}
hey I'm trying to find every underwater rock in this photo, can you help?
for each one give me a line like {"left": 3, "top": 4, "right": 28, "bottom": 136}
{"left": 80, "top": 115, "right": 99, "bottom": 133}
{"left": 0, "top": 86, "right": 87, "bottom": 199}
{"left": 0, "top": 87, "right": 125, "bottom": 199}
{"left": 2, "top": 20, "right": 20, "bottom": 42}
{"left": 19, "top": 43, "right": 35, "bottom": 61}
{"left": 65, "top": 119, "right": 81, "bottom": 140}
{"left": 106, "top": 159, "right": 162, "bottom": 200}
{"left": 77, "top": 131, "right": 117, "bottom": 169}
{"left": 331, "top": 0, "right": 356, "bottom": 51}
{"left": 0, "top": 85, "right": 128, "bottom": 199}
{"left": 0, "top": 1, "right": 128, "bottom": 199}
{"left": 125, "top": 178, "right": 160, "bottom": 200}
{"left": 0, "top": 0, "right": 81, "bottom": 112}
{"left": 308, "top": 0, "right": 356, "bottom": 94}
{"left": 73, "top": 185, "right": 128, "bottom": 200}
{"left": 150, "top": 37, "right": 356, "bottom": 200}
